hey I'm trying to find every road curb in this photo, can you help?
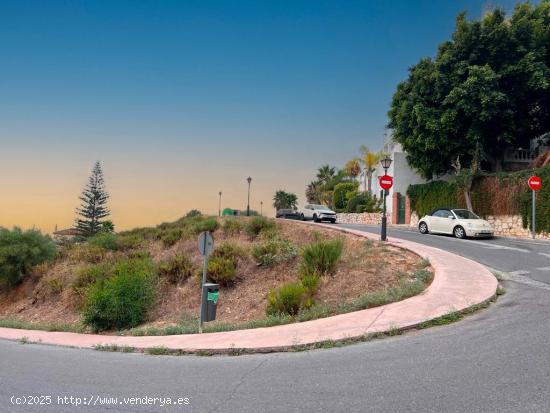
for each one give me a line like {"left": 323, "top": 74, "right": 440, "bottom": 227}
{"left": 0, "top": 224, "right": 498, "bottom": 354}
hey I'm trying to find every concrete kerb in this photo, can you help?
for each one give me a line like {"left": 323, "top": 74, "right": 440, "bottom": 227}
{"left": 0, "top": 223, "right": 498, "bottom": 354}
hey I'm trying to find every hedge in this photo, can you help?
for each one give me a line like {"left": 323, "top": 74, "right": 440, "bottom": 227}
{"left": 407, "top": 166, "right": 550, "bottom": 234}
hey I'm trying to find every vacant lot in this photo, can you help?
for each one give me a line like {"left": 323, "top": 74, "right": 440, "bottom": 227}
{"left": 0, "top": 216, "right": 430, "bottom": 334}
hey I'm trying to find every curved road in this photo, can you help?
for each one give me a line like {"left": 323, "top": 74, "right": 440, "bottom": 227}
{"left": 1, "top": 225, "right": 550, "bottom": 412}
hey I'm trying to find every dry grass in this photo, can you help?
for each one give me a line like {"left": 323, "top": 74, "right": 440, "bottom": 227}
{"left": 0, "top": 218, "right": 428, "bottom": 331}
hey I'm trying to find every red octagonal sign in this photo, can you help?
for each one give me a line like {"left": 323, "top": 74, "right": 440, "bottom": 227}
{"left": 379, "top": 174, "right": 394, "bottom": 190}
{"left": 528, "top": 175, "right": 542, "bottom": 191}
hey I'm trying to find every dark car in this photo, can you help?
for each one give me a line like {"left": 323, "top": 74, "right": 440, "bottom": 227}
{"left": 276, "top": 209, "right": 302, "bottom": 220}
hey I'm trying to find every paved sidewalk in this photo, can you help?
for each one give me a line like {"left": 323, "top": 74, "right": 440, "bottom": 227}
{"left": 0, "top": 226, "right": 498, "bottom": 353}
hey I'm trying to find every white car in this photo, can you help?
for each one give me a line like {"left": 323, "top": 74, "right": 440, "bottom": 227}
{"left": 299, "top": 204, "right": 337, "bottom": 223}
{"left": 418, "top": 208, "right": 494, "bottom": 239}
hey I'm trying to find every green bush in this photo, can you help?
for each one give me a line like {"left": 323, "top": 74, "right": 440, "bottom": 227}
{"left": 88, "top": 232, "right": 119, "bottom": 251}
{"left": 267, "top": 282, "right": 309, "bottom": 316}
{"left": 118, "top": 227, "right": 160, "bottom": 241}
{"left": 300, "top": 273, "right": 320, "bottom": 292}
{"left": 158, "top": 254, "right": 194, "bottom": 284}
{"left": 193, "top": 217, "right": 220, "bottom": 234}
{"left": 117, "top": 234, "right": 144, "bottom": 250}
{"left": 252, "top": 237, "right": 297, "bottom": 266}
{"left": 222, "top": 218, "right": 243, "bottom": 236}
{"left": 82, "top": 258, "right": 157, "bottom": 331}
{"left": 0, "top": 227, "right": 56, "bottom": 287}
{"left": 300, "top": 238, "right": 343, "bottom": 277}
{"left": 407, "top": 181, "right": 460, "bottom": 218}
{"left": 245, "top": 216, "right": 275, "bottom": 237}
{"left": 347, "top": 193, "right": 379, "bottom": 213}
{"left": 207, "top": 256, "right": 237, "bottom": 286}
{"left": 161, "top": 229, "right": 183, "bottom": 247}
{"left": 207, "top": 242, "right": 245, "bottom": 286}
{"left": 185, "top": 209, "right": 202, "bottom": 218}
{"left": 73, "top": 262, "right": 112, "bottom": 296}
{"left": 333, "top": 182, "right": 359, "bottom": 211}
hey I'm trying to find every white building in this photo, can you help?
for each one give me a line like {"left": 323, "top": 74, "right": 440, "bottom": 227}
{"left": 359, "top": 132, "right": 429, "bottom": 224}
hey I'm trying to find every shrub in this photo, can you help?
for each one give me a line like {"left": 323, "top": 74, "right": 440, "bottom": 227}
{"left": 266, "top": 282, "right": 309, "bottom": 316}
{"left": 0, "top": 227, "right": 57, "bottom": 287}
{"left": 118, "top": 227, "right": 160, "bottom": 241}
{"left": 407, "top": 180, "right": 460, "bottom": 218}
{"left": 346, "top": 193, "right": 379, "bottom": 213}
{"left": 251, "top": 238, "right": 297, "bottom": 266}
{"left": 185, "top": 209, "right": 202, "bottom": 218}
{"left": 117, "top": 234, "right": 144, "bottom": 250}
{"left": 300, "top": 273, "right": 320, "bottom": 292}
{"left": 245, "top": 216, "right": 275, "bottom": 237}
{"left": 64, "top": 243, "right": 105, "bottom": 263}
{"left": 158, "top": 254, "right": 194, "bottom": 284}
{"left": 193, "top": 217, "right": 220, "bottom": 234}
{"left": 88, "top": 232, "right": 119, "bottom": 251}
{"left": 46, "top": 276, "right": 65, "bottom": 294}
{"left": 207, "top": 256, "right": 237, "bottom": 286}
{"left": 161, "top": 229, "right": 183, "bottom": 247}
{"left": 222, "top": 218, "right": 243, "bottom": 236}
{"left": 82, "top": 258, "right": 157, "bottom": 331}
{"left": 300, "top": 238, "right": 343, "bottom": 277}
{"left": 207, "top": 242, "right": 245, "bottom": 286}
{"left": 333, "top": 182, "right": 359, "bottom": 211}
{"left": 72, "top": 262, "right": 112, "bottom": 297}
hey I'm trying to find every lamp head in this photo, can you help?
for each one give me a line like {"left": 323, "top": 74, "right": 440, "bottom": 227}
{"left": 380, "top": 156, "right": 392, "bottom": 170}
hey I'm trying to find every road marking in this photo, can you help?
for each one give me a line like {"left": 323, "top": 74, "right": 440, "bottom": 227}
{"left": 539, "top": 253, "right": 550, "bottom": 259}
{"left": 509, "top": 270, "right": 530, "bottom": 276}
{"left": 536, "top": 267, "right": 550, "bottom": 272}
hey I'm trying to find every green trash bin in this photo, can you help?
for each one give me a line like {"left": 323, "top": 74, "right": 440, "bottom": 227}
{"left": 201, "top": 283, "right": 219, "bottom": 322}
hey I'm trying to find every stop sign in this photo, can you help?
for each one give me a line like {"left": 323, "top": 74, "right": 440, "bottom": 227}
{"left": 379, "top": 175, "right": 394, "bottom": 190}
{"left": 528, "top": 175, "right": 542, "bottom": 191}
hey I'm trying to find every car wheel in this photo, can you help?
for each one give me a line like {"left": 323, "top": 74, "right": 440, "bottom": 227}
{"left": 330, "top": 219, "right": 336, "bottom": 224}
{"left": 453, "top": 225, "right": 466, "bottom": 239}
{"left": 419, "top": 222, "right": 429, "bottom": 234}
{"left": 300, "top": 213, "right": 305, "bottom": 221}
{"left": 313, "top": 214, "right": 319, "bottom": 223}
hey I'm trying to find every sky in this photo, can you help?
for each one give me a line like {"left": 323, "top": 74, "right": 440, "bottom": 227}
{"left": 0, "top": 0, "right": 521, "bottom": 232}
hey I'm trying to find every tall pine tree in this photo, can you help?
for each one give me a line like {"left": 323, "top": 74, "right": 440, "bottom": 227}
{"left": 76, "top": 162, "right": 110, "bottom": 237}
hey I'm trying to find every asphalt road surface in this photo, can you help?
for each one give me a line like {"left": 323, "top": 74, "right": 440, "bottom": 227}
{"left": 1, "top": 224, "right": 550, "bottom": 413}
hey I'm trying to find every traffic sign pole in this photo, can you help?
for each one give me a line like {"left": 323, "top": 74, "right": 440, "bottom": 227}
{"left": 532, "top": 189, "right": 536, "bottom": 240}
{"left": 379, "top": 174, "right": 394, "bottom": 241}
{"left": 528, "top": 175, "right": 542, "bottom": 240}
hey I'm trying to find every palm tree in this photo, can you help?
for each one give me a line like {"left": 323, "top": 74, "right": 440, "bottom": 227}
{"left": 273, "top": 190, "right": 298, "bottom": 210}
{"left": 359, "top": 146, "right": 381, "bottom": 195}
{"left": 344, "top": 158, "right": 362, "bottom": 179}
{"left": 305, "top": 181, "right": 321, "bottom": 203}
{"left": 316, "top": 165, "right": 336, "bottom": 183}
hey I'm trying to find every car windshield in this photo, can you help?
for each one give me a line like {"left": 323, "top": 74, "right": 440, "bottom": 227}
{"left": 312, "top": 204, "right": 329, "bottom": 209}
{"left": 452, "top": 209, "right": 480, "bottom": 219}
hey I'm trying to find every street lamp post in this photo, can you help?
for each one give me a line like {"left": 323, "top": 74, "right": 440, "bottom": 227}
{"left": 246, "top": 177, "right": 252, "bottom": 216}
{"left": 380, "top": 156, "right": 392, "bottom": 241}
{"left": 218, "top": 191, "right": 222, "bottom": 217}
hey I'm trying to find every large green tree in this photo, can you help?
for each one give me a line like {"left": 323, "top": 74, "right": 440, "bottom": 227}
{"left": 76, "top": 162, "right": 111, "bottom": 237}
{"left": 389, "top": 1, "right": 550, "bottom": 179}
{"left": 273, "top": 190, "right": 298, "bottom": 210}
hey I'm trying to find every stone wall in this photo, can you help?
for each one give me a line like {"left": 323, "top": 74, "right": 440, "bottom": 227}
{"left": 336, "top": 213, "right": 382, "bottom": 225}
{"left": 408, "top": 212, "right": 550, "bottom": 240}
{"left": 485, "top": 215, "right": 550, "bottom": 240}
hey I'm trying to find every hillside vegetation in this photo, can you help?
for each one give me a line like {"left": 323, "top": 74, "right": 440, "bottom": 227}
{"left": 0, "top": 216, "right": 430, "bottom": 334}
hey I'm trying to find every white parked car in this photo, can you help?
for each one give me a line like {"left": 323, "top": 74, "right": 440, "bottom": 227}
{"left": 418, "top": 208, "right": 494, "bottom": 239}
{"left": 299, "top": 204, "right": 337, "bottom": 223}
